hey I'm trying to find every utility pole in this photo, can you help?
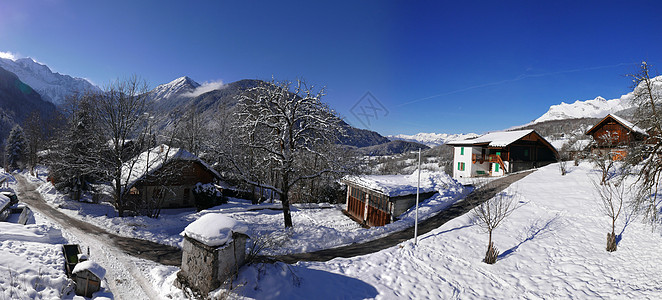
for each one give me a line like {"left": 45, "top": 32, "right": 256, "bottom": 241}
{"left": 414, "top": 148, "right": 421, "bottom": 245}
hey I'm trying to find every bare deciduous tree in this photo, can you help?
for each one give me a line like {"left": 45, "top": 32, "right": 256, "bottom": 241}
{"left": 593, "top": 178, "right": 626, "bottom": 252}
{"left": 472, "top": 188, "right": 518, "bottom": 264}
{"left": 588, "top": 130, "right": 621, "bottom": 185}
{"left": 233, "top": 79, "right": 347, "bottom": 228}
{"left": 94, "top": 76, "right": 152, "bottom": 217}
{"left": 627, "top": 62, "right": 662, "bottom": 224}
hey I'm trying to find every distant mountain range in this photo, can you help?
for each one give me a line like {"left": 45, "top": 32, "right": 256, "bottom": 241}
{"left": 0, "top": 66, "right": 56, "bottom": 140}
{"left": 532, "top": 75, "right": 662, "bottom": 124}
{"left": 0, "top": 57, "right": 100, "bottom": 105}
{"left": 147, "top": 76, "right": 393, "bottom": 149}
{"left": 5, "top": 56, "right": 658, "bottom": 155}
{"left": 388, "top": 132, "right": 478, "bottom": 147}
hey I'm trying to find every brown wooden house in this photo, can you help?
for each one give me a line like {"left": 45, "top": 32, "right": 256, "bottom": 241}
{"left": 342, "top": 175, "right": 437, "bottom": 227}
{"left": 122, "top": 145, "right": 223, "bottom": 208}
{"left": 585, "top": 114, "right": 648, "bottom": 160}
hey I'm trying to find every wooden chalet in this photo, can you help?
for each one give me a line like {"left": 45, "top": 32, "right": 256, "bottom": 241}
{"left": 122, "top": 144, "right": 223, "bottom": 208}
{"left": 342, "top": 175, "right": 437, "bottom": 227}
{"left": 447, "top": 129, "right": 558, "bottom": 178}
{"left": 585, "top": 114, "right": 648, "bottom": 160}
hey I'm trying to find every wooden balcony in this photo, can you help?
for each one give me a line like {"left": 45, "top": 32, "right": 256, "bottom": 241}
{"left": 471, "top": 154, "right": 507, "bottom": 173}
{"left": 472, "top": 154, "right": 507, "bottom": 164}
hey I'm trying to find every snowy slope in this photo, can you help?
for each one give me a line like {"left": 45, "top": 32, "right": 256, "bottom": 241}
{"left": 0, "top": 57, "right": 101, "bottom": 105}
{"left": 388, "top": 132, "right": 479, "bottom": 147}
{"left": 239, "top": 162, "right": 662, "bottom": 299}
{"left": 534, "top": 75, "right": 662, "bottom": 123}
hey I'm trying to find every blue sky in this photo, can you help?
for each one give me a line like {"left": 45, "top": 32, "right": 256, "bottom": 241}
{"left": 1, "top": 1, "right": 661, "bottom": 136}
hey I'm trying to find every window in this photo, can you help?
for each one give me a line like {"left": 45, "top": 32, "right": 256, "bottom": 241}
{"left": 129, "top": 187, "right": 140, "bottom": 195}
{"left": 460, "top": 147, "right": 464, "bottom": 155}
{"left": 458, "top": 162, "right": 465, "bottom": 171}
{"left": 524, "top": 149, "right": 529, "bottom": 157}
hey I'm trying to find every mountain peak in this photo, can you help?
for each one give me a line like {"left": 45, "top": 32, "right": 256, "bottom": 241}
{"left": 173, "top": 76, "right": 200, "bottom": 88}
{"left": 149, "top": 76, "right": 201, "bottom": 102}
{"left": 0, "top": 56, "right": 100, "bottom": 105}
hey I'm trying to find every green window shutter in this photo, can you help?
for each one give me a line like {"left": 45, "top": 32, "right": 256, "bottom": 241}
{"left": 462, "top": 162, "right": 465, "bottom": 171}
{"left": 496, "top": 151, "right": 501, "bottom": 156}
{"left": 458, "top": 162, "right": 461, "bottom": 170}
{"left": 461, "top": 147, "right": 464, "bottom": 155}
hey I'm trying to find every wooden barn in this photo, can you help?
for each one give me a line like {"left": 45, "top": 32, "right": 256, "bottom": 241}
{"left": 342, "top": 175, "right": 437, "bottom": 227}
{"left": 585, "top": 114, "right": 648, "bottom": 160}
{"left": 122, "top": 144, "right": 224, "bottom": 208}
{"left": 447, "top": 129, "right": 558, "bottom": 178}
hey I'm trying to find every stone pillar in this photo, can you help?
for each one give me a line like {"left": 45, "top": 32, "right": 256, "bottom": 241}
{"left": 176, "top": 232, "right": 248, "bottom": 295}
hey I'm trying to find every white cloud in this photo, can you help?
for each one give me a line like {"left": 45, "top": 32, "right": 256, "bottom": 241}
{"left": 0, "top": 51, "right": 17, "bottom": 60}
{"left": 184, "top": 79, "right": 225, "bottom": 97}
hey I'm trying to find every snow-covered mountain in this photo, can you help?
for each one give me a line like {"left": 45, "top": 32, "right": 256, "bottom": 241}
{"left": 534, "top": 95, "right": 633, "bottom": 123}
{"left": 388, "top": 132, "right": 479, "bottom": 147}
{"left": 0, "top": 57, "right": 101, "bottom": 105}
{"left": 148, "top": 76, "right": 200, "bottom": 102}
{"left": 534, "top": 75, "right": 662, "bottom": 123}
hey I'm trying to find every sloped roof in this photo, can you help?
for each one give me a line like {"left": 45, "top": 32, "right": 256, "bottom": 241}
{"left": 342, "top": 170, "right": 457, "bottom": 197}
{"left": 72, "top": 260, "right": 106, "bottom": 280}
{"left": 121, "top": 144, "right": 221, "bottom": 192}
{"left": 586, "top": 114, "right": 648, "bottom": 136}
{"left": 447, "top": 129, "right": 537, "bottom": 147}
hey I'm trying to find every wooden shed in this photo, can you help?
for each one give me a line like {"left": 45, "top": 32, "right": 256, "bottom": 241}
{"left": 585, "top": 114, "right": 648, "bottom": 160}
{"left": 342, "top": 175, "right": 437, "bottom": 227}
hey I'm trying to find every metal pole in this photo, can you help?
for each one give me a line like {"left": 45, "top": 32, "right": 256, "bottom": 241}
{"left": 414, "top": 148, "right": 421, "bottom": 245}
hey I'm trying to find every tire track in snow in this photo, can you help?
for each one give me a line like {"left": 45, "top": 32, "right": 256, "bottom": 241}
{"left": 15, "top": 175, "right": 162, "bottom": 300}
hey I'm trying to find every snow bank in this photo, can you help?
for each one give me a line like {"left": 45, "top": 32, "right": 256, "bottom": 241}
{"left": 182, "top": 213, "right": 248, "bottom": 247}
{"left": 0, "top": 220, "right": 71, "bottom": 299}
{"left": 343, "top": 169, "right": 459, "bottom": 197}
{"left": 0, "top": 222, "right": 66, "bottom": 244}
{"left": 73, "top": 260, "right": 107, "bottom": 280}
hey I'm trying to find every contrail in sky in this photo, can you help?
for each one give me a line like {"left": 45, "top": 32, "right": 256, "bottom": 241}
{"left": 393, "top": 62, "right": 638, "bottom": 108}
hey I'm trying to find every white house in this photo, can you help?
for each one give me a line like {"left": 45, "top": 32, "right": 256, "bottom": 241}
{"left": 447, "top": 129, "right": 558, "bottom": 179}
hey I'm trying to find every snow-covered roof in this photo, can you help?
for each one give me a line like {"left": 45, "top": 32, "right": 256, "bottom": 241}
{"left": 121, "top": 144, "right": 221, "bottom": 192}
{"left": 182, "top": 213, "right": 248, "bottom": 247}
{"left": 342, "top": 170, "right": 457, "bottom": 197}
{"left": 446, "top": 129, "right": 536, "bottom": 147}
{"left": 608, "top": 114, "right": 648, "bottom": 136}
{"left": 72, "top": 260, "right": 106, "bottom": 280}
{"left": 0, "top": 194, "right": 9, "bottom": 210}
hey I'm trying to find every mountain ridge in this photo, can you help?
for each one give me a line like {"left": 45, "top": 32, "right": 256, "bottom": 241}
{"left": 0, "top": 57, "right": 101, "bottom": 105}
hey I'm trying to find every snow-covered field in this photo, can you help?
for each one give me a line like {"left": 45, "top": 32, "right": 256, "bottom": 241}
{"left": 28, "top": 168, "right": 467, "bottom": 256}
{"left": 7, "top": 162, "right": 662, "bottom": 299}
{"left": 236, "top": 162, "right": 662, "bottom": 299}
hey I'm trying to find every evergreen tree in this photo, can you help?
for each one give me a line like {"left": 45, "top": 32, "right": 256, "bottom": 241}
{"left": 5, "top": 125, "right": 27, "bottom": 170}
{"left": 47, "top": 93, "right": 103, "bottom": 201}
